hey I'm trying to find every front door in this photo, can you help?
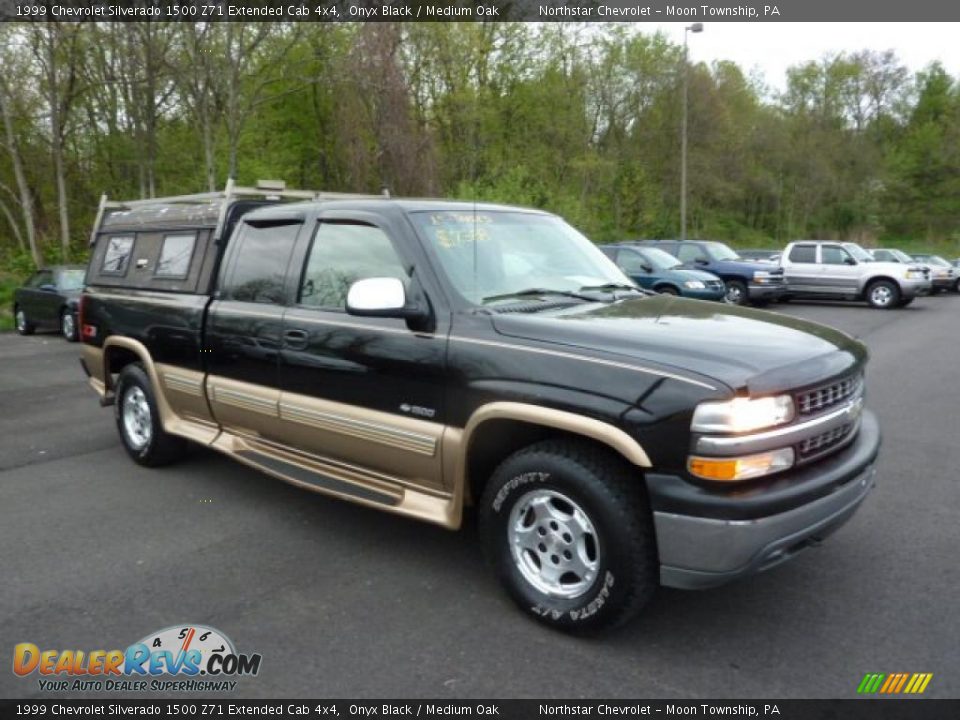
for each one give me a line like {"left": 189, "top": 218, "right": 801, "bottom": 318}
{"left": 278, "top": 212, "right": 448, "bottom": 493}
{"left": 616, "top": 249, "right": 657, "bottom": 290}
{"left": 819, "top": 244, "right": 861, "bottom": 295}
{"left": 23, "top": 270, "right": 57, "bottom": 328}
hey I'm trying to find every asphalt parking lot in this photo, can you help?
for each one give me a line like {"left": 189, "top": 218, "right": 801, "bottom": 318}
{"left": 2, "top": 296, "right": 958, "bottom": 700}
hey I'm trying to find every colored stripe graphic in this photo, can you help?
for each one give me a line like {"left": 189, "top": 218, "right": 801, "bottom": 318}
{"left": 857, "top": 672, "right": 932, "bottom": 694}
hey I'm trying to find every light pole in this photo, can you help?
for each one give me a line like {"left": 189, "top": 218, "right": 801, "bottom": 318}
{"left": 681, "top": 22, "right": 703, "bottom": 240}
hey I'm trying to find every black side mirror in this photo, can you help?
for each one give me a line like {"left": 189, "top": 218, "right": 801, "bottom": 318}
{"left": 641, "top": 264, "right": 654, "bottom": 273}
{"left": 844, "top": 257, "right": 857, "bottom": 266}
{"left": 695, "top": 258, "right": 709, "bottom": 266}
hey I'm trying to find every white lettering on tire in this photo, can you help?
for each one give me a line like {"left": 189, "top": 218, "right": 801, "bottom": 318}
{"left": 529, "top": 571, "right": 617, "bottom": 622}
{"left": 492, "top": 471, "right": 549, "bottom": 512}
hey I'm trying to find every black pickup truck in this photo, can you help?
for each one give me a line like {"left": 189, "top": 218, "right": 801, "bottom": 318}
{"left": 80, "top": 184, "right": 880, "bottom": 632}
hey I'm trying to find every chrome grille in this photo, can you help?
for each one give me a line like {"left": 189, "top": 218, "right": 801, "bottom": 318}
{"left": 799, "top": 423, "right": 853, "bottom": 457}
{"left": 797, "top": 374, "right": 862, "bottom": 416}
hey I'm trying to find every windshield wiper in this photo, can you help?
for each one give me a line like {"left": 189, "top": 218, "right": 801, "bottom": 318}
{"left": 482, "top": 288, "right": 597, "bottom": 304}
{"left": 578, "top": 282, "right": 649, "bottom": 297}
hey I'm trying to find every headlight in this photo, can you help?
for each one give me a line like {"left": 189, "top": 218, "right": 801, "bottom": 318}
{"left": 691, "top": 395, "right": 795, "bottom": 433}
{"left": 684, "top": 280, "right": 706, "bottom": 289}
{"left": 688, "top": 448, "right": 795, "bottom": 481}
{"left": 905, "top": 270, "right": 924, "bottom": 279}
{"left": 753, "top": 270, "right": 772, "bottom": 283}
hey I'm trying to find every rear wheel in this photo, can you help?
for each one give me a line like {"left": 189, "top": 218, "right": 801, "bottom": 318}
{"left": 866, "top": 280, "right": 900, "bottom": 309}
{"left": 479, "top": 439, "right": 658, "bottom": 633}
{"left": 61, "top": 309, "right": 78, "bottom": 342}
{"left": 724, "top": 279, "right": 749, "bottom": 305}
{"left": 15, "top": 307, "right": 35, "bottom": 336}
{"left": 115, "top": 363, "right": 187, "bottom": 467}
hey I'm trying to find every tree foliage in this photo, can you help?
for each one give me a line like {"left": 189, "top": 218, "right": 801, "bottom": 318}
{"left": 1, "top": 21, "right": 958, "bottom": 273}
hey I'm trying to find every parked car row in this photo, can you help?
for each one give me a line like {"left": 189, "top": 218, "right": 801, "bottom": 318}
{"left": 605, "top": 240, "right": 786, "bottom": 305}
{"left": 8, "top": 235, "right": 958, "bottom": 345}
{"left": 605, "top": 239, "right": 956, "bottom": 310}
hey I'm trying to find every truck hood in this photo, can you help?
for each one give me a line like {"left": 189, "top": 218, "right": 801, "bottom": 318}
{"left": 491, "top": 296, "right": 866, "bottom": 395}
{"left": 865, "top": 260, "right": 912, "bottom": 276}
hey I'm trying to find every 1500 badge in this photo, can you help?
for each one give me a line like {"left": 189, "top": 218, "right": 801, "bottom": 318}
{"left": 400, "top": 403, "right": 436, "bottom": 419}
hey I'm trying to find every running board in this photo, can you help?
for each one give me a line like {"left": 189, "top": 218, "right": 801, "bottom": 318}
{"left": 209, "top": 431, "right": 459, "bottom": 528}
{"left": 236, "top": 448, "right": 400, "bottom": 507}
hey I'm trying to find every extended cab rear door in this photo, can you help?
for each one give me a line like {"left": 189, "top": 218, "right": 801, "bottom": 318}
{"left": 277, "top": 207, "right": 450, "bottom": 495}
{"left": 204, "top": 212, "right": 304, "bottom": 442}
{"left": 783, "top": 243, "right": 822, "bottom": 294}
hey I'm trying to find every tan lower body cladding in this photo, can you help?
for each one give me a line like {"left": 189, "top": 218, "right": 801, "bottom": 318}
{"left": 85, "top": 339, "right": 652, "bottom": 530}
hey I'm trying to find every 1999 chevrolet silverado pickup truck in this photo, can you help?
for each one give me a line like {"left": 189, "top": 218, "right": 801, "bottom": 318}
{"left": 80, "top": 182, "right": 881, "bottom": 632}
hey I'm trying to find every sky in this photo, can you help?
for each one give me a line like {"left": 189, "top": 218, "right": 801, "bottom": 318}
{"left": 642, "top": 22, "right": 960, "bottom": 92}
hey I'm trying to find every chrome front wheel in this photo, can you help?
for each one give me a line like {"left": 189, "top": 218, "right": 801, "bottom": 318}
{"left": 867, "top": 280, "right": 899, "bottom": 309}
{"left": 507, "top": 488, "right": 600, "bottom": 599}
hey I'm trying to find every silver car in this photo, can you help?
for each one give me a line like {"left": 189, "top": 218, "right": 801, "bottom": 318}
{"left": 910, "top": 253, "right": 959, "bottom": 293}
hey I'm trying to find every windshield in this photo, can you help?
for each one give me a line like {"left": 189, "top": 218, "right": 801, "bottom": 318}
{"left": 843, "top": 243, "right": 874, "bottom": 262}
{"left": 705, "top": 242, "right": 740, "bottom": 261}
{"left": 920, "top": 255, "right": 950, "bottom": 267}
{"left": 59, "top": 269, "right": 86, "bottom": 291}
{"left": 642, "top": 247, "right": 683, "bottom": 271}
{"left": 878, "top": 250, "right": 914, "bottom": 263}
{"left": 411, "top": 211, "right": 631, "bottom": 305}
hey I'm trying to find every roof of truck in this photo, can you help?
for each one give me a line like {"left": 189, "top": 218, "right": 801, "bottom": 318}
{"left": 241, "top": 198, "right": 551, "bottom": 220}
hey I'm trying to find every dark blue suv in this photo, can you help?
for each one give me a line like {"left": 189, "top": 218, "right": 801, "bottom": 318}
{"left": 637, "top": 240, "right": 786, "bottom": 305}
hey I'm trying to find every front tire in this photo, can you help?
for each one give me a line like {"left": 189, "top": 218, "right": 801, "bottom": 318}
{"left": 866, "top": 279, "right": 900, "bottom": 309}
{"left": 724, "top": 279, "right": 749, "bottom": 305}
{"left": 479, "top": 439, "right": 658, "bottom": 633}
{"left": 114, "top": 363, "right": 187, "bottom": 467}
{"left": 61, "top": 309, "right": 78, "bottom": 342}
{"left": 656, "top": 285, "right": 679, "bottom": 296}
{"left": 15, "top": 307, "right": 35, "bottom": 336}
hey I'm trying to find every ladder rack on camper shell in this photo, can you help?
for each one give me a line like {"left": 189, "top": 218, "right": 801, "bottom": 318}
{"left": 88, "top": 178, "right": 389, "bottom": 246}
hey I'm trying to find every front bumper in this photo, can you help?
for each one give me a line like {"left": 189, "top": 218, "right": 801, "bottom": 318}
{"left": 648, "top": 410, "right": 880, "bottom": 589}
{"left": 900, "top": 278, "right": 932, "bottom": 298}
{"left": 682, "top": 287, "right": 726, "bottom": 302}
{"left": 748, "top": 283, "right": 787, "bottom": 300}
{"left": 931, "top": 277, "right": 955, "bottom": 290}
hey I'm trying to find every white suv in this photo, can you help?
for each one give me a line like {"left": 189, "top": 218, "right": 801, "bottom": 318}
{"left": 780, "top": 241, "right": 931, "bottom": 309}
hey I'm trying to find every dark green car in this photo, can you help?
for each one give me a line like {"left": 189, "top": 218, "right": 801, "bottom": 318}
{"left": 602, "top": 244, "right": 726, "bottom": 301}
{"left": 13, "top": 265, "right": 86, "bottom": 341}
